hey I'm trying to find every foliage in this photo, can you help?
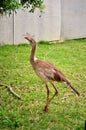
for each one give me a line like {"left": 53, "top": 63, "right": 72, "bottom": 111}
{"left": 0, "top": 39, "right": 86, "bottom": 129}
{"left": 0, "top": 0, "right": 44, "bottom": 14}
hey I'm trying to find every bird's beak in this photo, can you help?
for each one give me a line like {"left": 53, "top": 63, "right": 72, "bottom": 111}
{"left": 24, "top": 36, "right": 29, "bottom": 41}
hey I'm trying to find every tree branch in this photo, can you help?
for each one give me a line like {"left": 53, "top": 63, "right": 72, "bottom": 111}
{"left": 0, "top": 83, "right": 21, "bottom": 99}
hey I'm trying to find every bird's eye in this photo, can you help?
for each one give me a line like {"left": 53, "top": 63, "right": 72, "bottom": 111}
{"left": 29, "top": 39, "right": 33, "bottom": 43}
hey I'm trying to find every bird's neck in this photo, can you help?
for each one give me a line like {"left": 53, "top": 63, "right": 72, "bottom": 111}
{"left": 30, "top": 43, "right": 37, "bottom": 64}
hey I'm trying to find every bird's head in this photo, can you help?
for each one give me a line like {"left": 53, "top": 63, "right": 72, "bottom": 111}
{"left": 24, "top": 33, "right": 36, "bottom": 46}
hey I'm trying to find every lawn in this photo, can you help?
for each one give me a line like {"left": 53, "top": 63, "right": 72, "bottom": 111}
{"left": 0, "top": 39, "right": 86, "bottom": 130}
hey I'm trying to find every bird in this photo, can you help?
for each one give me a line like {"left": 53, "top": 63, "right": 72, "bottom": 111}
{"left": 24, "top": 33, "right": 80, "bottom": 112}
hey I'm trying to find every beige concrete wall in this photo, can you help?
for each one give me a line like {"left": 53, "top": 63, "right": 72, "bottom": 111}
{"left": 61, "top": 0, "right": 86, "bottom": 40}
{"left": 0, "top": 0, "right": 61, "bottom": 44}
{"left": 0, "top": 0, "right": 86, "bottom": 45}
{"left": 0, "top": 14, "right": 14, "bottom": 44}
{"left": 14, "top": 0, "right": 61, "bottom": 44}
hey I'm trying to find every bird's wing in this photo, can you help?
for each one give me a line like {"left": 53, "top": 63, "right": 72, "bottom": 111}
{"left": 44, "top": 67, "right": 65, "bottom": 82}
{"left": 35, "top": 60, "right": 66, "bottom": 82}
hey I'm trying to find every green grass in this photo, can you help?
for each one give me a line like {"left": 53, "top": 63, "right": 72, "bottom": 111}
{"left": 0, "top": 39, "right": 86, "bottom": 130}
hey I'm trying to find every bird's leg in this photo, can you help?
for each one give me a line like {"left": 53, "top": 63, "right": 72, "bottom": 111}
{"left": 46, "top": 84, "right": 50, "bottom": 100}
{"left": 49, "top": 83, "right": 58, "bottom": 103}
{"left": 43, "top": 83, "right": 58, "bottom": 112}
{"left": 43, "top": 84, "right": 50, "bottom": 112}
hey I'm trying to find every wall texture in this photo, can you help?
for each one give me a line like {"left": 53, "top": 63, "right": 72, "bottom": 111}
{"left": 0, "top": 0, "right": 86, "bottom": 45}
{"left": 61, "top": 0, "right": 86, "bottom": 40}
{"left": 0, "top": 14, "right": 14, "bottom": 44}
{"left": 0, "top": 0, "right": 61, "bottom": 44}
{"left": 14, "top": 0, "right": 61, "bottom": 44}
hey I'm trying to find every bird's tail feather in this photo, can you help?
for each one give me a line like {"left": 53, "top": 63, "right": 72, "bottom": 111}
{"left": 65, "top": 79, "right": 80, "bottom": 96}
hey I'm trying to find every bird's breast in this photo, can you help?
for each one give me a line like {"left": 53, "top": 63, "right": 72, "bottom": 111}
{"left": 35, "top": 69, "right": 49, "bottom": 82}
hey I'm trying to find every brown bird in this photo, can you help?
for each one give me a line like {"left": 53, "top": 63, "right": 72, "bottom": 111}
{"left": 24, "top": 33, "right": 80, "bottom": 112}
